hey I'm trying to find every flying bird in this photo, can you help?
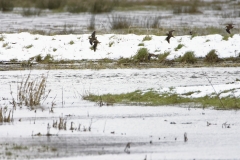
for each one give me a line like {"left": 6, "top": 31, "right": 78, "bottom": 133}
{"left": 166, "top": 30, "right": 175, "bottom": 43}
{"left": 225, "top": 24, "right": 234, "bottom": 34}
{"left": 93, "top": 39, "right": 101, "bottom": 52}
{"left": 124, "top": 142, "right": 131, "bottom": 153}
{"left": 89, "top": 31, "right": 96, "bottom": 45}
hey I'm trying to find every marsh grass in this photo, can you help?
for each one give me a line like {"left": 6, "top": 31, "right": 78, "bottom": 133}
{"left": 175, "top": 44, "right": 184, "bottom": 51}
{"left": 142, "top": 35, "right": 152, "bottom": 41}
{"left": 0, "top": 107, "right": 13, "bottom": 123}
{"left": 0, "top": 35, "right": 5, "bottom": 41}
{"left": 69, "top": 40, "right": 74, "bottom": 45}
{"left": 133, "top": 48, "right": 149, "bottom": 62}
{"left": 43, "top": 54, "right": 54, "bottom": 63}
{"left": 178, "top": 51, "right": 197, "bottom": 64}
{"left": 109, "top": 41, "right": 114, "bottom": 47}
{"left": 204, "top": 49, "right": 219, "bottom": 63}
{"left": 108, "top": 15, "right": 133, "bottom": 30}
{"left": 158, "top": 51, "right": 170, "bottom": 62}
{"left": 83, "top": 90, "right": 240, "bottom": 109}
{"left": 138, "top": 43, "right": 144, "bottom": 46}
{"left": 17, "top": 73, "right": 51, "bottom": 110}
{"left": 2, "top": 42, "right": 8, "bottom": 48}
{"left": 24, "top": 44, "right": 33, "bottom": 49}
{"left": 12, "top": 145, "right": 28, "bottom": 150}
{"left": 222, "top": 35, "right": 230, "bottom": 41}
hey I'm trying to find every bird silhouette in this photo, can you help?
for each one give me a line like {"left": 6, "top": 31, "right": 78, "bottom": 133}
{"left": 89, "top": 31, "right": 96, "bottom": 45}
{"left": 93, "top": 39, "right": 101, "bottom": 52}
{"left": 166, "top": 30, "right": 175, "bottom": 43}
{"left": 225, "top": 24, "right": 234, "bottom": 34}
{"left": 124, "top": 142, "right": 131, "bottom": 153}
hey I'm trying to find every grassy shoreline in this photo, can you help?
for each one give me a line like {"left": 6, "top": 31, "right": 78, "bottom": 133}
{"left": 1, "top": 58, "right": 240, "bottom": 71}
{"left": 83, "top": 90, "right": 240, "bottom": 110}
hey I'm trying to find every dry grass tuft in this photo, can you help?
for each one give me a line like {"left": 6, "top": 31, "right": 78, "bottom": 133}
{"left": 17, "top": 73, "right": 51, "bottom": 110}
{"left": 0, "top": 107, "right": 13, "bottom": 123}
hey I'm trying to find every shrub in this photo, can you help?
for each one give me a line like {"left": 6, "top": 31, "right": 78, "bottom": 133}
{"left": 204, "top": 49, "right": 219, "bottom": 63}
{"left": 133, "top": 48, "right": 149, "bottom": 62}
{"left": 179, "top": 51, "right": 197, "bottom": 64}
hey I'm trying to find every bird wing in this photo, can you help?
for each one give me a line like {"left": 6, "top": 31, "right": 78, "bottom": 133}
{"left": 169, "top": 30, "right": 175, "bottom": 34}
{"left": 165, "top": 36, "right": 170, "bottom": 43}
{"left": 89, "top": 38, "right": 93, "bottom": 45}
{"left": 226, "top": 29, "right": 231, "bottom": 34}
{"left": 91, "top": 31, "right": 96, "bottom": 39}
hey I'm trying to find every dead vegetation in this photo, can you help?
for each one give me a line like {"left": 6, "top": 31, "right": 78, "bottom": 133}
{"left": 17, "top": 72, "right": 51, "bottom": 110}
{"left": 0, "top": 107, "right": 13, "bottom": 123}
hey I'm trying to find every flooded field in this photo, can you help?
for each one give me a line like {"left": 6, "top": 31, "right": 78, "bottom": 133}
{"left": 0, "top": 68, "right": 240, "bottom": 159}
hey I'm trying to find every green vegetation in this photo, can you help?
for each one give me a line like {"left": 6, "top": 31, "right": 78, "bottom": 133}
{"left": 158, "top": 51, "right": 170, "bottom": 62}
{"left": 24, "top": 44, "right": 33, "bottom": 49}
{"left": 174, "top": 44, "right": 184, "bottom": 51}
{"left": 2, "top": 42, "right": 8, "bottom": 48}
{"left": 222, "top": 35, "right": 229, "bottom": 41}
{"left": 222, "top": 34, "right": 233, "bottom": 41}
{"left": 204, "top": 49, "right": 219, "bottom": 63}
{"left": 43, "top": 54, "right": 54, "bottom": 63}
{"left": 35, "top": 54, "right": 42, "bottom": 62}
{"left": 109, "top": 41, "right": 114, "bottom": 47}
{"left": 178, "top": 51, "right": 197, "bottom": 64}
{"left": 138, "top": 43, "right": 144, "bottom": 46}
{"left": 69, "top": 40, "right": 74, "bottom": 45}
{"left": 83, "top": 90, "right": 240, "bottom": 109}
{"left": 142, "top": 35, "right": 152, "bottom": 41}
{"left": 12, "top": 145, "right": 28, "bottom": 150}
{"left": 0, "top": 35, "right": 5, "bottom": 41}
{"left": 133, "top": 48, "right": 149, "bottom": 62}
{"left": 53, "top": 48, "right": 57, "bottom": 52}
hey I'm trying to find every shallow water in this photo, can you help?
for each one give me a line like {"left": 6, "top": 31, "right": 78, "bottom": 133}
{"left": 0, "top": 68, "right": 240, "bottom": 159}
